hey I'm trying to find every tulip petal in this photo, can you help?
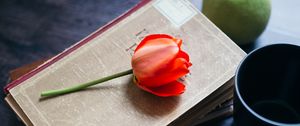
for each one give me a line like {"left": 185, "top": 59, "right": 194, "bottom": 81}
{"left": 132, "top": 45, "right": 179, "bottom": 80}
{"left": 173, "top": 38, "right": 182, "bottom": 47}
{"left": 178, "top": 50, "right": 190, "bottom": 63}
{"left": 135, "top": 34, "right": 174, "bottom": 53}
{"left": 137, "top": 81, "right": 185, "bottom": 97}
{"left": 137, "top": 57, "right": 190, "bottom": 87}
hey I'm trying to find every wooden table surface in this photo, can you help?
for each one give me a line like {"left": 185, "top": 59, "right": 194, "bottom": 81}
{"left": 1, "top": 0, "right": 300, "bottom": 125}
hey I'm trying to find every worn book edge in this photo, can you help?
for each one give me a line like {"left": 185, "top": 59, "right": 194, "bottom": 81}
{"left": 5, "top": 78, "right": 233, "bottom": 126}
{"left": 5, "top": 94, "right": 33, "bottom": 126}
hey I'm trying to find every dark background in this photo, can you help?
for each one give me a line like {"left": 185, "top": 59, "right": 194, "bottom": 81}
{"left": 0, "top": 0, "right": 299, "bottom": 125}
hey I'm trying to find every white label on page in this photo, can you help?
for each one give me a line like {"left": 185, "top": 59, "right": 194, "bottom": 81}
{"left": 154, "top": 0, "right": 197, "bottom": 27}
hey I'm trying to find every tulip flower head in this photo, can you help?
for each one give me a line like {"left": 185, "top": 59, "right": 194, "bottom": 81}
{"left": 132, "top": 34, "right": 192, "bottom": 97}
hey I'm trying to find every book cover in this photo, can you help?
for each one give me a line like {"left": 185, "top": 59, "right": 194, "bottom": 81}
{"left": 5, "top": 0, "right": 245, "bottom": 125}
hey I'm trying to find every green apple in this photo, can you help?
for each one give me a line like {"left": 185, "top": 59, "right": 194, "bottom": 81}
{"left": 202, "top": 0, "right": 271, "bottom": 45}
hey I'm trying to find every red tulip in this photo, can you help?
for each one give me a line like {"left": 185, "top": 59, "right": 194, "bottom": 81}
{"left": 41, "top": 34, "right": 191, "bottom": 98}
{"left": 132, "top": 34, "right": 192, "bottom": 97}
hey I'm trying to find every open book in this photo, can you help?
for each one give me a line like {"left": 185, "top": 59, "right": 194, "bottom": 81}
{"left": 5, "top": 0, "right": 245, "bottom": 125}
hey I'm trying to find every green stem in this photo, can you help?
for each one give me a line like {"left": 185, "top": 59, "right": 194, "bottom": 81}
{"left": 41, "top": 69, "right": 133, "bottom": 97}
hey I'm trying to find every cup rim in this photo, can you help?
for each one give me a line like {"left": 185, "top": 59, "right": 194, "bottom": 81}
{"left": 235, "top": 43, "right": 300, "bottom": 126}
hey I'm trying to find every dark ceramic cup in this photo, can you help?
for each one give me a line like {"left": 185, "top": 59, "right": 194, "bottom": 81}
{"left": 234, "top": 44, "right": 300, "bottom": 126}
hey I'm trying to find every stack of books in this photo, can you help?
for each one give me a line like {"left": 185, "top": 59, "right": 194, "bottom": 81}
{"left": 4, "top": 0, "right": 245, "bottom": 125}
